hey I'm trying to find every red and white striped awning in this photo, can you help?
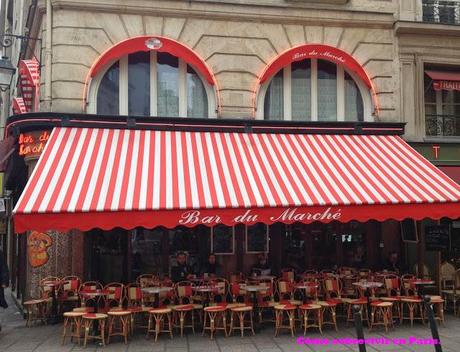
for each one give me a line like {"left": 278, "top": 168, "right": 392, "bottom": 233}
{"left": 13, "top": 127, "right": 460, "bottom": 232}
{"left": 12, "top": 97, "right": 27, "bottom": 114}
{"left": 19, "top": 59, "right": 40, "bottom": 111}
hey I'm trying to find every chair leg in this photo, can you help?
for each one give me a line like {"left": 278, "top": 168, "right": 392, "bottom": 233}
{"left": 239, "top": 312, "right": 244, "bottom": 337}
{"left": 250, "top": 311, "right": 255, "bottom": 336}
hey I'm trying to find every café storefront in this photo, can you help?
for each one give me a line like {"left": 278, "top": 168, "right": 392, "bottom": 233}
{"left": 8, "top": 114, "right": 460, "bottom": 295}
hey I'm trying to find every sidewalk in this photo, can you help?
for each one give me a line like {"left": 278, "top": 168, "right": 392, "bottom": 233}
{"left": 1, "top": 290, "right": 460, "bottom": 352}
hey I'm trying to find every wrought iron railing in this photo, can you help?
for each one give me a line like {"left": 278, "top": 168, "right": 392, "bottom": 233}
{"left": 423, "top": 0, "right": 460, "bottom": 24}
{"left": 426, "top": 114, "right": 460, "bottom": 136}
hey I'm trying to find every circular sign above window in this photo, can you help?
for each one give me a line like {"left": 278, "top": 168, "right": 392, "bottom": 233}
{"left": 145, "top": 38, "right": 163, "bottom": 50}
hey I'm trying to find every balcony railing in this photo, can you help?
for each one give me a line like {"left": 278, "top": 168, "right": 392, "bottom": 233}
{"left": 426, "top": 114, "right": 460, "bottom": 136}
{"left": 423, "top": 0, "right": 460, "bottom": 24}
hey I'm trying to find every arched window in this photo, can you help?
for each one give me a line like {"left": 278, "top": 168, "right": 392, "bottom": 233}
{"left": 90, "top": 51, "right": 214, "bottom": 117}
{"left": 258, "top": 58, "right": 370, "bottom": 121}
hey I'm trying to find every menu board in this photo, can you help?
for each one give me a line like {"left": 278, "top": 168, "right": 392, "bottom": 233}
{"left": 246, "top": 223, "right": 269, "bottom": 253}
{"left": 211, "top": 225, "right": 234, "bottom": 255}
{"left": 425, "top": 225, "right": 450, "bottom": 251}
{"left": 401, "top": 219, "right": 418, "bottom": 243}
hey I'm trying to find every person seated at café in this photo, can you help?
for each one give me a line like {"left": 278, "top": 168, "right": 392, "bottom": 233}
{"left": 382, "top": 251, "right": 406, "bottom": 274}
{"left": 171, "top": 251, "right": 195, "bottom": 282}
{"left": 200, "top": 253, "right": 222, "bottom": 278}
{"left": 251, "top": 253, "right": 272, "bottom": 276}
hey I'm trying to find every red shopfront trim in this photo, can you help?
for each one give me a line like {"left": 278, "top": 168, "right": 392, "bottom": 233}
{"left": 13, "top": 202, "right": 460, "bottom": 233}
{"left": 12, "top": 97, "right": 27, "bottom": 114}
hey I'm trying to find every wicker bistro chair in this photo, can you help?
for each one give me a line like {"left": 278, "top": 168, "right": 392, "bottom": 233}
{"left": 62, "top": 311, "right": 85, "bottom": 345}
{"left": 277, "top": 279, "right": 295, "bottom": 301}
{"left": 400, "top": 274, "right": 424, "bottom": 326}
{"left": 23, "top": 298, "right": 48, "bottom": 327}
{"left": 78, "top": 281, "right": 103, "bottom": 311}
{"left": 281, "top": 269, "right": 295, "bottom": 282}
{"left": 441, "top": 268, "right": 460, "bottom": 315}
{"left": 104, "top": 283, "right": 125, "bottom": 311}
{"left": 256, "top": 279, "right": 277, "bottom": 323}
{"left": 125, "top": 283, "right": 150, "bottom": 333}
{"left": 59, "top": 276, "right": 81, "bottom": 311}
{"left": 230, "top": 282, "right": 250, "bottom": 304}
{"left": 380, "top": 275, "right": 402, "bottom": 320}
{"left": 209, "top": 278, "right": 229, "bottom": 304}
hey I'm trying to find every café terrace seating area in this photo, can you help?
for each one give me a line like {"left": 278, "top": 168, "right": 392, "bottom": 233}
{"left": 21, "top": 267, "right": 460, "bottom": 348}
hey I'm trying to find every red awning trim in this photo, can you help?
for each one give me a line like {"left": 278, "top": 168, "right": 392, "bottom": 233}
{"left": 13, "top": 203, "right": 460, "bottom": 233}
{"left": 425, "top": 70, "right": 460, "bottom": 91}
{"left": 87, "top": 36, "right": 215, "bottom": 85}
{"left": 12, "top": 97, "right": 27, "bottom": 114}
{"left": 13, "top": 127, "right": 460, "bottom": 233}
{"left": 18, "top": 59, "right": 40, "bottom": 110}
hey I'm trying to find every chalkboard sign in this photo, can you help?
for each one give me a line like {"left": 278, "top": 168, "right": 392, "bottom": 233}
{"left": 246, "top": 223, "right": 269, "bottom": 253}
{"left": 401, "top": 219, "right": 418, "bottom": 243}
{"left": 425, "top": 225, "right": 450, "bottom": 251}
{"left": 211, "top": 225, "right": 234, "bottom": 255}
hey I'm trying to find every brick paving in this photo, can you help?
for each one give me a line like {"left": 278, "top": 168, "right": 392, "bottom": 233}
{"left": 1, "top": 291, "right": 460, "bottom": 352}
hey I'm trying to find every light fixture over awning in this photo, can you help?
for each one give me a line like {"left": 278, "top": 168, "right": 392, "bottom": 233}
{"left": 425, "top": 70, "right": 460, "bottom": 91}
{"left": 13, "top": 127, "right": 460, "bottom": 233}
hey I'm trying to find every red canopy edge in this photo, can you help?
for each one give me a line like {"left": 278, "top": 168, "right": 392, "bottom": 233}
{"left": 13, "top": 202, "right": 460, "bottom": 233}
{"left": 425, "top": 70, "right": 460, "bottom": 91}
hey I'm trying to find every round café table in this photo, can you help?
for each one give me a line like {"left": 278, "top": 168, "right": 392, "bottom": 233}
{"left": 245, "top": 285, "right": 265, "bottom": 332}
{"left": 141, "top": 287, "right": 173, "bottom": 308}
{"left": 412, "top": 280, "right": 435, "bottom": 298}
{"left": 43, "top": 280, "right": 61, "bottom": 324}
{"left": 352, "top": 281, "right": 383, "bottom": 322}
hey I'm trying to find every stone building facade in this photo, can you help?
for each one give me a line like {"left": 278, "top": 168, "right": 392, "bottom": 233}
{"left": 2, "top": 0, "right": 460, "bottom": 300}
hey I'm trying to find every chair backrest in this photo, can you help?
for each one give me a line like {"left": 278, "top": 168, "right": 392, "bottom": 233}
{"left": 79, "top": 281, "right": 103, "bottom": 292}
{"left": 230, "top": 282, "right": 247, "bottom": 302}
{"left": 104, "top": 283, "right": 124, "bottom": 308}
{"left": 300, "top": 281, "right": 319, "bottom": 300}
{"left": 320, "top": 269, "right": 336, "bottom": 278}
{"left": 440, "top": 262, "right": 456, "bottom": 289}
{"left": 125, "top": 283, "right": 143, "bottom": 307}
{"left": 210, "top": 278, "right": 228, "bottom": 295}
{"left": 414, "top": 264, "right": 431, "bottom": 279}
{"left": 40, "top": 276, "right": 61, "bottom": 298}
{"left": 61, "top": 277, "right": 80, "bottom": 295}
{"left": 358, "top": 269, "right": 372, "bottom": 279}
{"left": 323, "top": 276, "right": 341, "bottom": 299}
{"left": 384, "top": 274, "right": 401, "bottom": 296}
{"left": 281, "top": 269, "right": 295, "bottom": 282}
{"left": 175, "top": 281, "right": 194, "bottom": 303}
{"left": 401, "top": 274, "right": 417, "bottom": 296}
{"left": 277, "top": 279, "right": 294, "bottom": 300}
{"left": 454, "top": 269, "right": 460, "bottom": 291}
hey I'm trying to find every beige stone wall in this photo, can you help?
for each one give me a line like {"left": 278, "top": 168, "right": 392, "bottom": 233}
{"left": 47, "top": 1, "right": 399, "bottom": 121}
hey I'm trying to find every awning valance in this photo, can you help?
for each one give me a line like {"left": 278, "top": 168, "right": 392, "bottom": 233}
{"left": 425, "top": 70, "right": 460, "bottom": 91}
{"left": 13, "top": 127, "right": 460, "bottom": 232}
{"left": 19, "top": 59, "right": 40, "bottom": 111}
{"left": 12, "top": 97, "right": 27, "bottom": 114}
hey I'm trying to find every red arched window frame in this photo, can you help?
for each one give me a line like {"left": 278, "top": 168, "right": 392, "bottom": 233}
{"left": 253, "top": 44, "right": 379, "bottom": 117}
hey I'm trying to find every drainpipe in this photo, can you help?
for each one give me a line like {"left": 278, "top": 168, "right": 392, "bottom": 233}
{"left": 43, "top": 0, "right": 52, "bottom": 110}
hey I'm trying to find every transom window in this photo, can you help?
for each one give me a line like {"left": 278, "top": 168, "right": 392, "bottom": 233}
{"left": 91, "top": 51, "right": 215, "bottom": 117}
{"left": 258, "top": 58, "right": 371, "bottom": 122}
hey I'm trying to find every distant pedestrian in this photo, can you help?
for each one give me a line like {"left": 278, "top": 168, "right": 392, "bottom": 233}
{"left": 0, "top": 249, "right": 9, "bottom": 332}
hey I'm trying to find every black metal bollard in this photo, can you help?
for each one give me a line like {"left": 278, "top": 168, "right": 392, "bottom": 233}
{"left": 353, "top": 305, "right": 367, "bottom": 352}
{"left": 424, "top": 295, "right": 443, "bottom": 352}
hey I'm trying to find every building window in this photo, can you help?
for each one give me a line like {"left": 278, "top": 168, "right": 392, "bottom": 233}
{"left": 425, "top": 73, "right": 460, "bottom": 137}
{"left": 259, "top": 59, "right": 370, "bottom": 121}
{"left": 92, "top": 51, "right": 213, "bottom": 117}
{"left": 423, "top": 0, "right": 460, "bottom": 25}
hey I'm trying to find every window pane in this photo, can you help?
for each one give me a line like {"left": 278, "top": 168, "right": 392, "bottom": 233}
{"left": 157, "top": 52, "right": 179, "bottom": 117}
{"left": 424, "top": 76, "right": 436, "bottom": 104}
{"left": 317, "top": 60, "right": 337, "bottom": 121}
{"left": 128, "top": 52, "right": 150, "bottom": 116}
{"left": 187, "top": 66, "right": 208, "bottom": 118}
{"left": 264, "top": 70, "right": 284, "bottom": 120}
{"left": 97, "top": 62, "right": 119, "bottom": 115}
{"left": 291, "top": 60, "right": 311, "bottom": 121}
{"left": 344, "top": 72, "right": 364, "bottom": 121}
